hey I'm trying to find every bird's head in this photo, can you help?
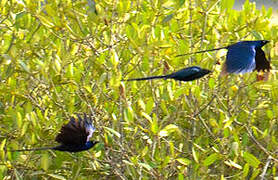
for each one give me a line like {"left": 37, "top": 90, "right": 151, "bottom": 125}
{"left": 237, "top": 40, "right": 269, "bottom": 48}
{"left": 256, "top": 40, "right": 270, "bottom": 48}
{"left": 260, "top": 40, "right": 270, "bottom": 46}
{"left": 201, "top": 68, "right": 212, "bottom": 75}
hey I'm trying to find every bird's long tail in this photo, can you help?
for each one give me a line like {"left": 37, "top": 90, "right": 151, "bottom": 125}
{"left": 10, "top": 147, "right": 54, "bottom": 152}
{"left": 125, "top": 75, "right": 168, "bottom": 81}
{"left": 175, "top": 47, "right": 228, "bottom": 57}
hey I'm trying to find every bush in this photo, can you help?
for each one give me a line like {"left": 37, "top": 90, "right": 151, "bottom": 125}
{"left": 0, "top": 0, "right": 277, "bottom": 179}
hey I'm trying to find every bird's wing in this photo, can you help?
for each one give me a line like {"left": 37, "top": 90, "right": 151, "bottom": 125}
{"left": 254, "top": 47, "right": 271, "bottom": 72}
{"left": 82, "top": 113, "right": 96, "bottom": 142}
{"left": 223, "top": 44, "right": 256, "bottom": 74}
{"left": 55, "top": 114, "right": 95, "bottom": 146}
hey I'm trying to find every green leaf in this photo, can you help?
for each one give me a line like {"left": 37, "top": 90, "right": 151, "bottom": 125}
{"left": 221, "top": 0, "right": 235, "bottom": 10}
{"left": 41, "top": 153, "right": 49, "bottom": 171}
{"left": 141, "top": 146, "right": 148, "bottom": 157}
{"left": 151, "top": 114, "right": 158, "bottom": 134}
{"left": 104, "top": 127, "right": 121, "bottom": 138}
{"left": 178, "top": 173, "right": 184, "bottom": 180}
{"left": 138, "top": 99, "right": 146, "bottom": 110}
{"left": 37, "top": 15, "right": 55, "bottom": 28}
{"left": 20, "top": 122, "right": 28, "bottom": 136}
{"left": 1, "top": 0, "right": 8, "bottom": 6}
{"left": 48, "top": 174, "right": 67, "bottom": 180}
{"left": 18, "top": 60, "right": 30, "bottom": 73}
{"left": 176, "top": 158, "right": 191, "bottom": 166}
{"left": 266, "top": 109, "right": 273, "bottom": 119}
{"left": 0, "top": 139, "right": 6, "bottom": 150}
{"left": 15, "top": 12, "right": 27, "bottom": 29}
{"left": 224, "top": 160, "right": 242, "bottom": 169}
{"left": 243, "top": 152, "right": 261, "bottom": 168}
{"left": 179, "top": 0, "right": 185, "bottom": 6}
{"left": 223, "top": 116, "right": 234, "bottom": 129}
{"left": 208, "top": 78, "right": 215, "bottom": 89}
{"left": 111, "top": 49, "right": 119, "bottom": 68}
{"left": 250, "top": 168, "right": 261, "bottom": 180}
{"left": 243, "top": 163, "right": 250, "bottom": 177}
{"left": 141, "top": 112, "right": 152, "bottom": 122}
{"left": 123, "top": 160, "right": 133, "bottom": 166}
{"left": 138, "top": 162, "right": 152, "bottom": 171}
{"left": 0, "top": 139, "right": 6, "bottom": 160}
{"left": 192, "top": 147, "right": 199, "bottom": 163}
{"left": 203, "top": 153, "right": 219, "bottom": 166}
{"left": 159, "top": 124, "right": 181, "bottom": 137}
{"left": 231, "top": 142, "right": 239, "bottom": 156}
{"left": 251, "top": 31, "right": 263, "bottom": 39}
{"left": 146, "top": 99, "right": 154, "bottom": 114}
{"left": 162, "top": 14, "right": 174, "bottom": 23}
{"left": 16, "top": 112, "right": 22, "bottom": 128}
{"left": 124, "top": 106, "right": 134, "bottom": 123}
{"left": 54, "top": 56, "right": 61, "bottom": 73}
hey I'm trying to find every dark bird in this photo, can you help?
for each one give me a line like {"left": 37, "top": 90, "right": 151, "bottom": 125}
{"left": 12, "top": 114, "right": 98, "bottom": 152}
{"left": 124, "top": 66, "right": 211, "bottom": 82}
{"left": 176, "top": 40, "right": 271, "bottom": 76}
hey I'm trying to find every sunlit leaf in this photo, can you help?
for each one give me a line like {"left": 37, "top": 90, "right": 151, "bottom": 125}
{"left": 18, "top": 60, "right": 30, "bottom": 73}
{"left": 41, "top": 153, "right": 49, "bottom": 171}
{"left": 176, "top": 158, "right": 191, "bottom": 166}
{"left": 37, "top": 15, "right": 55, "bottom": 28}
{"left": 138, "top": 162, "right": 152, "bottom": 171}
{"left": 220, "top": 0, "right": 235, "bottom": 10}
{"left": 203, "top": 153, "right": 220, "bottom": 166}
{"left": 192, "top": 147, "right": 199, "bottom": 163}
{"left": 243, "top": 163, "right": 250, "bottom": 177}
{"left": 0, "top": 0, "right": 276, "bottom": 178}
{"left": 104, "top": 127, "right": 121, "bottom": 138}
{"left": 159, "top": 124, "right": 181, "bottom": 137}
{"left": 48, "top": 174, "right": 66, "bottom": 180}
{"left": 243, "top": 152, "right": 261, "bottom": 168}
{"left": 224, "top": 160, "right": 242, "bottom": 169}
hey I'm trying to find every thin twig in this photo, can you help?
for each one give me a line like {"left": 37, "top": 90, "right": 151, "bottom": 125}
{"left": 193, "top": 94, "right": 216, "bottom": 117}
{"left": 260, "top": 155, "right": 272, "bottom": 180}
{"left": 245, "top": 126, "right": 278, "bottom": 163}
{"left": 5, "top": 32, "right": 15, "bottom": 54}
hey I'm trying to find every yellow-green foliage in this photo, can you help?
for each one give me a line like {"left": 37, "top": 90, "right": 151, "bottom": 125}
{"left": 0, "top": 0, "right": 277, "bottom": 179}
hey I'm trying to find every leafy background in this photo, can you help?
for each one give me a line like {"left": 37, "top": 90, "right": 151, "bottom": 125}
{"left": 0, "top": 0, "right": 278, "bottom": 179}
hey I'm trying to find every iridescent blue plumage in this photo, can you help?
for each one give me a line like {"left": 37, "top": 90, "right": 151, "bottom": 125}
{"left": 221, "top": 40, "right": 270, "bottom": 75}
{"left": 125, "top": 66, "right": 211, "bottom": 82}
{"left": 176, "top": 40, "right": 270, "bottom": 76}
{"left": 12, "top": 114, "right": 98, "bottom": 153}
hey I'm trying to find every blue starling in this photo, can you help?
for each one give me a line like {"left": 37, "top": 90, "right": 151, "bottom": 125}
{"left": 176, "top": 40, "right": 271, "bottom": 76}
{"left": 125, "top": 66, "right": 211, "bottom": 82}
{"left": 12, "top": 114, "right": 98, "bottom": 152}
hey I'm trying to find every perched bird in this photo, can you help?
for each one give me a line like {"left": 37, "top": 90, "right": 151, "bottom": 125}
{"left": 12, "top": 114, "right": 98, "bottom": 152}
{"left": 124, "top": 66, "right": 211, "bottom": 82}
{"left": 176, "top": 40, "right": 271, "bottom": 76}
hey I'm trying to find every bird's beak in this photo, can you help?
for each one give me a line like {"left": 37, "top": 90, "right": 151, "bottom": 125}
{"left": 206, "top": 69, "right": 212, "bottom": 74}
{"left": 263, "top": 40, "right": 270, "bottom": 45}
